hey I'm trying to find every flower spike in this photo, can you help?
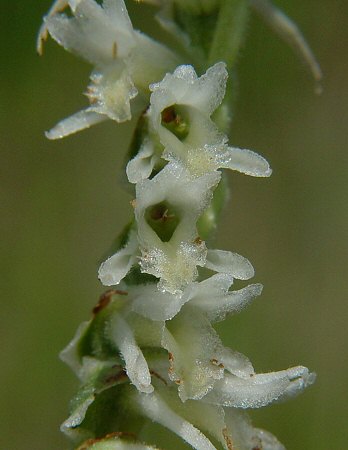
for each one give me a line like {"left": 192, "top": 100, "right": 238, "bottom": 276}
{"left": 39, "top": 1, "right": 317, "bottom": 447}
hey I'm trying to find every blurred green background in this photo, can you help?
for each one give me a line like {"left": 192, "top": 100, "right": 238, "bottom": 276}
{"left": 1, "top": 1, "right": 347, "bottom": 449}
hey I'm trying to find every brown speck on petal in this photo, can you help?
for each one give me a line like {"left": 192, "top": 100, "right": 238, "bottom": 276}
{"left": 222, "top": 427, "right": 234, "bottom": 450}
{"left": 211, "top": 358, "right": 224, "bottom": 368}
{"left": 168, "top": 352, "right": 175, "bottom": 375}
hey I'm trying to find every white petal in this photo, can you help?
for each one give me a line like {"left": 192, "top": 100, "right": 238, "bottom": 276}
{"left": 184, "top": 62, "right": 228, "bottom": 114}
{"left": 45, "top": 109, "right": 106, "bottom": 139}
{"left": 108, "top": 314, "right": 153, "bottom": 394}
{"left": 130, "top": 32, "right": 181, "bottom": 92}
{"left": 45, "top": 0, "right": 135, "bottom": 66}
{"left": 102, "top": 0, "right": 134, "bottom": 32}
{"left": 205, "top": 249, "right": 255, "bottom": 280}
{"left": 204, "top": 366, "right": 315, "bottom": 408}
{"left": 214, "top": 284, "right": 263, "bottom": 322}
{"left": 98, "top": 230, "right": 139, "bottom": 286}
{"left": 187, "top": 274, "right": 263, "bottom": 322}
{"left": 218, "top": 347, "right": 255, "bottom": 379}
{"left": 135, "top": 392, "right": 216, "bottom": 450}
{"left": 59, "top": 320, "right": 90, "bottom": 377}
{"left": 87, "top": 65, "right": 138, "bottom": 122}
{"left": 130, "top": 284, "right": 189, "bottom": 321}
{"left": 150, "top": 63, "right": 227, "bottom": 115}
{"left": 126, "top": 139, "right": 157, "bottom": 184}
{"left": 221, "top": 146, "right": 272, "bottom": 177}
{"left": 196, "top": 272, "right": 234, "bottom": 292}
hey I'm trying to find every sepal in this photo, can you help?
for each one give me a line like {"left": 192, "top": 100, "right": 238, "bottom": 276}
{"left": 99, "top": 230, "right": 139, "bottom": 286}
{"left": 203, "top": 365, "right": 316, "bottom": 408}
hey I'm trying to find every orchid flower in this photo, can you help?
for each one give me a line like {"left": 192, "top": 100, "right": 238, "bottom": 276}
{"left": 39, "top": 0, "right": 179, "bottom": 139}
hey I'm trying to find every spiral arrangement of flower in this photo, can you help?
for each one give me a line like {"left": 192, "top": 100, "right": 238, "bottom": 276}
{"left": 38, "top": 1, "right": 319, "bottom": 448}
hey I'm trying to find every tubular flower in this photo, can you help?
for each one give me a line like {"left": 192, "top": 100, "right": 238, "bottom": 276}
{"left": 99, "top": 159, "right": 256, "bottom": 294}
{"left": 38, "top": 0, "right": 179, "bottom": 139}
{"left": 127, "top": 63, "right": 271, "bottom": 182}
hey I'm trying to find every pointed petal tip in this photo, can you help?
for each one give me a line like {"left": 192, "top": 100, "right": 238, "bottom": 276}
{"left": 45, "top": 110, "right": 107, "bottom": 140}
{"left": 98, "top": 263, "right": 121, "bottom": 287}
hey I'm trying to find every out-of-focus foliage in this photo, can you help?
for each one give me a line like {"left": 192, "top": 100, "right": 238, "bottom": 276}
{"left": 1, "top": 1, "right": 347, "bottom": 449}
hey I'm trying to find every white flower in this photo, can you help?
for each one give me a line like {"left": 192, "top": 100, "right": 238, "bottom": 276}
{"left": 126, "top": 63, "right": 271, "bottom": 186}
{"left": 39, "top": 0, "right": 179, "bottom": 139}
{"left": 100, "top": 160, "right": 260, "bottom": 294}
{"left": 123, "top": 274, "right": 259, "bottom": 402}
{"left": 127, "top": 324, "right": 313, "bottom": 448}
{"left": 98, "top": 229, "right": 139, "bottom": 286}
{"left": 126, "top": 136, "right": 161, "bottom": 184}
{"left": 60, "top": 281, "right": 314, "bottom": 449}
{"left": 119, "top": 273, "right": 315, "bottom": 408}
{"left": 106, "top": 161, "right": 221, "bottom": 293}
{"left": 135, "top": 161, "right": 252, "bottom": 294}
{"left": 143, "top": 62, "right": 272, "bottom": 179}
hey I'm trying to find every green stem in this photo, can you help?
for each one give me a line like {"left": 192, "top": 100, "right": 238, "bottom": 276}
{"left": 208, "top": 0, "right": 250, "bottom": 70}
